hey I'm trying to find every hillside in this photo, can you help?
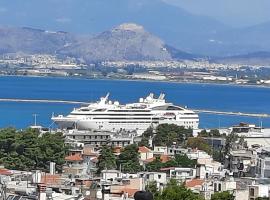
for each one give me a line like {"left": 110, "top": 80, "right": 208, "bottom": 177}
{"left": 0, "top": 24, "right": 198, "bottom": 63}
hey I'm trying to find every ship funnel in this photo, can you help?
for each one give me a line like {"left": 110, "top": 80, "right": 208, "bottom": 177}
{"left": 100, "top": 93, "right": 110, "bottom": 104}
{"left": 105, "top": 92, "right": 110, "bottom": 100}
{"left": 158, "top": 93, "right": 165, "bottom": 100}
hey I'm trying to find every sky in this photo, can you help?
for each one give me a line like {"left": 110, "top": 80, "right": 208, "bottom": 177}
{"left": 163, "top": 0, "right": 270, "bottom": 27}
{"left": 0, "top": 0, "right": 270, "bottom": 31}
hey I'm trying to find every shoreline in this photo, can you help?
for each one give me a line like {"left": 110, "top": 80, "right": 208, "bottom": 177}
{"left": 1, "top": 74, "right": 270, "bottom": 89}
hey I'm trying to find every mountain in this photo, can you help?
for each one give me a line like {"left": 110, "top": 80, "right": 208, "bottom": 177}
{"left": 214, "top": 51, "right": 270, "bottom": 65}
{"left": 0, "top": 0, "right": 228, "bottom": 55}
{"left": 0, "top": 27, "right": 76, "bottom": 55}
{"left": 59, "top": 23, "right": 199, "bottom": 62}
{"left": 206, "top": 21, "right": 270, "bottom": 56}
{"left": 0, "top": 24, "right": 198, "bottom": 63}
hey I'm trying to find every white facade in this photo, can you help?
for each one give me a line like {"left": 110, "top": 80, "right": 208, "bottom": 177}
{"left": 249, "top": 184, "right": 270, "bottom": 199}
{"left": 101, "top": 170, "right": 122, "bottom": 182}
{"left": 139, "top": 172, "right": 167, "bottom": 190}
{"left": 169, "top": 167, "right": 196, "bottom": 180}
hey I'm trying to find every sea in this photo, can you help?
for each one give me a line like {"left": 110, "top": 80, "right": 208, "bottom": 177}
{"left": 1, "top": 76, "right": 270, "bottom": 129}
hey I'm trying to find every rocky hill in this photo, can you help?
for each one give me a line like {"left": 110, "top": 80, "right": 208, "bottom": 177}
{"left": 0, "top": 24, "right": 198, "bottom": 63}
{"left": 0, "top": 27, "right": 76, "bottom": 55}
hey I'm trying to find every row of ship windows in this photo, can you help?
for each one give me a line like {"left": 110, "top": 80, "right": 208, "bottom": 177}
{"left": 107, "top": 121, "right": 159, "bottom": 124}
{"left": 183, "top": 121, "right": 196, "bottom": 124}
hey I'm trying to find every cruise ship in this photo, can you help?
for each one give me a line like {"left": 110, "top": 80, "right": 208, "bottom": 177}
{"left": 52, "top": 93, "right": 199, "bottom": 134}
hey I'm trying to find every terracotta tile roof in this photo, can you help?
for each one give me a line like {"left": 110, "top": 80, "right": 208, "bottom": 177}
{"left": 160, "top": 154, "right": 171, "bottom": 163}
{"left": 185, "top": 179, "right": 204, "bottom": 188}
{"left": 114, "top": 188, "right": 139, "bottom": 197}
{"left": 83, "top": 147, "right": 99, "bottom": 156}
{"left": 144, "top": 155, "right": 171, "bottom": 163}
{"left": 0, "top": 168, "right": 13, "bottom": 175}
{"left": 65, "top": 154, "right": 83, "bottom": 161}
{"left": 138, "top": 146, "right": 151, "bottom": 153}
{"left": 41, "top": 174, "right": 61, "bottom": 185}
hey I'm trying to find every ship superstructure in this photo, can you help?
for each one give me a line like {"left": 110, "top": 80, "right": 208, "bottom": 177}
{"left": 52, "top": 93, "right": 199, "bottom": 134}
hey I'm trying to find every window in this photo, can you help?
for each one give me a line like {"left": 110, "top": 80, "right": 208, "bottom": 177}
{"left": 218, "top": 183, "right": 222, "bottom": 191}
{"left": 250, "top": 188, "right": 255, "bottom": 196}
{"left": 158, "top": 175, "right": 161, "bottom": 179}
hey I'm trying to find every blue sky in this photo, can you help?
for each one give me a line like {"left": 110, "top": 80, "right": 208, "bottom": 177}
{"left": 163, "top": 0, "right": 270, "bottom": 27}
{"left": 0, "top": 0, "right": 270, "bottom": 31}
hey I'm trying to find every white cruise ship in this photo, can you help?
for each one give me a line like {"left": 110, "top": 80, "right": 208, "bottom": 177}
{"left": 52, "top": 93, "right": 199, "bottom": 134}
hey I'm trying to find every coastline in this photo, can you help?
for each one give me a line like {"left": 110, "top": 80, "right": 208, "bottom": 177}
{"left": 1, "top": 74, "right": 270, "bottom": 90}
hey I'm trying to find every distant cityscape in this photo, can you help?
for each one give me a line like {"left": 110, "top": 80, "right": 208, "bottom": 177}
{"left": 1, "top": 53, "right": 270, "bottom": 86}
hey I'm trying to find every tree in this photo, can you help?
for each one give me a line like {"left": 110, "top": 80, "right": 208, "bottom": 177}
{"left": 145, "top": 157, "right": 163, "bottom": 171}
{"left": 117, "top": 144, "right": 141, "bottom": 173}
{"left": 145, "top": 181, "right": 159, "bottom": 198}
{"left": 97, "top": 145, "right": 116, "bottom": 174}
{"left": 186, "top": 137, "right": 212, "bottom": 155}
{"left": 156, "top": 179, "right": 204, "bottom": 200}
{"left": 223, "top": 132, "right": 238, "bottom": 159}
{"left": 0, "top": 128, "right": 67, "bottom": 172}
{"left": 211, "top": 191, "right": 234, "bottom": 200}
{"left": 153, "top": 124, "right": 193, "bottom": 146}
{"left": 145, "top": 154, "right": 196, "bottom": 172}
{"left": 139, "top": 127, "right": 154, "bottom": 147}
{"left": 198, "top": 129, "right": 223, "bottom": 138}
{"left": 174, "top": 154, "right": 197, "bottom": 168}
{"left": 209, "top": 129, "right": 222, "bottom": 137}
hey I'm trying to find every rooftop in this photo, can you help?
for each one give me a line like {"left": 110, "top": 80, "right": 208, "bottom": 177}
{"left": 138, "top": 146, "right": 151, "bottom": 153}
{"left": 65, "top": 154, "right": 83, "bottom": 161}
{"left": 185, "top": 179, "right": 205, "bottom": 188}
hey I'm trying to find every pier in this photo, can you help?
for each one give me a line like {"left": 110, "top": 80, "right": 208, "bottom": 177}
{"left": 0, "top": 98, "right": 269, "bottom": 118}
{"left": 0, "top": 98, "right": 88, "bottom": 104}
{"left": 193, "top": 109, "right": 270, "bottom": 118}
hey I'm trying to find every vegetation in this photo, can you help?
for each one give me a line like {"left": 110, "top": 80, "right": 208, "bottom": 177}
{"left": 146, "top": 154, "right": 196, "bottom": 172}
{"left": 155, "top": 179, "right": 204, "bottom": 200}
{"left": 0, "top": 128, "right": 67, "bottom": 172}
{"left": 153, "top": 124, "right": 193, "bottom": 146}
{"left": 139, "top": 124, "right": 193, "bottom": 147}
{"left": 96, "top": 145, "right": 117, "bottom": 174}
{"left": 186, "top": 137, "right": 212, "bottom": 155}
{"left": 139, "top": 127, "right": 154, "bottom": 147}
{"left": 198, "top": 129, "right": 224, "bottom": 138}
{"left": 211, "top": 191, "right": 234, "bottom": 200}
{"left": 117, "top": 144, "right": 142, "bottom": 173}
{"left": 145, "top": 181, "right": 159, "bottom": 199}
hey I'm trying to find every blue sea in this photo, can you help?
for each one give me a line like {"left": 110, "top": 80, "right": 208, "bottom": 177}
{"left": 1, "top": 76, "right": 270, "bottom": 129}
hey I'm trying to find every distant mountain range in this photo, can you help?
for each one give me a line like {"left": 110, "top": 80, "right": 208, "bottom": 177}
{"left": 1, "top": 0, "right": 270, "bottom": 57}
{"left": 0, "top": 24, "right": 198, "bottom": 63}
{"left": 214, "top": 51, "right": 270, "bottom": 65}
